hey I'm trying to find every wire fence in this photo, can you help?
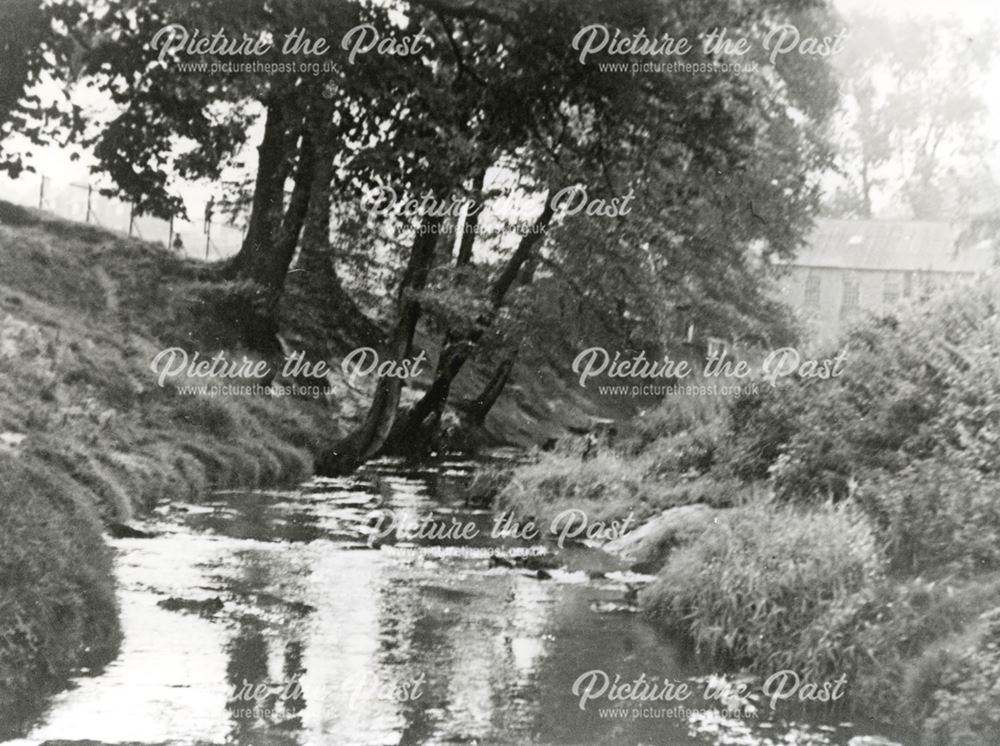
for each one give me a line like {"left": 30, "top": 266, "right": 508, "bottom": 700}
{"left": 0, "top": 170, "right": 245, "bottom": 260}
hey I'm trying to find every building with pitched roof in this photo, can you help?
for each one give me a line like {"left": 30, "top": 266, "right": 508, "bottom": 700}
{"left": 778, "top": 219, "right": 995, "bottom": 344}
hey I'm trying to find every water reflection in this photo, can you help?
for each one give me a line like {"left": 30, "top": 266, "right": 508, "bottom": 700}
{"left": 4, "top": 456, "right": 906, "bottom": 746}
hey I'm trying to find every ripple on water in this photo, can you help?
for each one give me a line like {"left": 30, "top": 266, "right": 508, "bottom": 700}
{"left": 5, "top": 458, "right": 909, "bottom": 746}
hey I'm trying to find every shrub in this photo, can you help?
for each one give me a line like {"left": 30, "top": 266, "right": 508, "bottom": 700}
{"left": 855, "top": 460, "right": 1000, "bottom": 575}
{"left": 642, "top": 421, "right": 723, "bottom": 480}
{"left": 620, "top": 390, "right": 728, "bottom": 454}
{"left": 723, "top": 382, "right": 803, "bottom": 481}
{"left": 846, "top": 576, "right": 1000, "bottom": 722}
{"left": 716, "top": 279, "right": 1000, "bottom": 502}
{"left": 643, "top": 501, "right": 884, "bottom": 679}
{"left": 641, "top": 473, "right": 752, "bottom": 510}
{"left": 915, "top": 608, "right": 1000, "bottom": 746}
{"left": 170, "top": 396, "right": 238, "bottom": 439}
{"left": 497, "top": 450, "right": 659, "bottom": 526}
{"left": 928, "top": 311, "right": 1000, "bottom": 475}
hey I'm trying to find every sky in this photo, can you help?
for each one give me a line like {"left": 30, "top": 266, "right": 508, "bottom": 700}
{"left": 18, "top": 0, "right": 1000, "bottom": 223}
{"left": 835, "top": 0, "right": 1000, "bottom": 132}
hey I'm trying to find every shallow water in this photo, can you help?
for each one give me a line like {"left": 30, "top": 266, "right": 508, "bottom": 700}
{"left": 4, "top": 454, "right": 908, "bottom": 745}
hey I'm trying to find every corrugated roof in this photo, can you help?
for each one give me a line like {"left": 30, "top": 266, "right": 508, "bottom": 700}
{"left": 789, "top": 219, "right": 993, "bottom": 273}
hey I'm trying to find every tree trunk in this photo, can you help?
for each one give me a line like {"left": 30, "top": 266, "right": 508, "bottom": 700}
{"left": 219, "top": 98, "right": 317, "bottom": 360}
{"left": 860, "top": 158, "right": 873, "bottom": 219}
{"left": 454, "top": 171, "right": 485, "bottom": 269}
{"left": 455, "top": 207, "right": 479, "bottom": 268}
{"left": 384, "top": 197, "right": 553, "bottom": 455}
{"left": 466, "top": 346, "right": 519, "bottom": 425}
{"left": 317, "top": 216, "right": 444, "bottom": 475}
{"left": 227, "top": 99, "right": 294, "bottom": 280}
{"left": 249, "top": 128, "right": 314, "bottom": 293}
{"left": 293, "top": 126, "right": 384, "bottom": 351}
{"left": 234, "top": 123, "right": 314, "bottom": 359}
{"left": 383, "top": 331, "right": 471, "bottom": 453}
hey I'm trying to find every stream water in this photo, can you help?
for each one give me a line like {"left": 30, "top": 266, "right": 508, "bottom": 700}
{"left": 4, "top": 454, "right": 907, "bottom": 746}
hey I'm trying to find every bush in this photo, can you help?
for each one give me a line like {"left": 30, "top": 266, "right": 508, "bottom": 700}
{"left": 842, "top": 576, "right": 1000, "bottom": 723}
{"left": 643, "top": 501, "right": 884, "bottom": 679}
{"left": 642, "top": 474, "right": 752, "bottom": 510}
{"left": 855, "top": 460, "right": 1000, "bottom": 575}
{"left": 170, "top": 396, "right": 238, "bottom": 439}
{"left": 914, "top": 608, "right": 1000, "bottom": 746}
{"left": 716, "top": 280, "right": 1000, "bottom": 502}
{"left": 498, "top": 450, "right": 659, "bottom": 527}
{"left": 642, "top": 421, "right": 723, "bottom": 480}
{"left": 620, "top": 390, "right": 728, "bottom": 454}
{"left": 723, "top": 382, "right": 803, "bottom": 481}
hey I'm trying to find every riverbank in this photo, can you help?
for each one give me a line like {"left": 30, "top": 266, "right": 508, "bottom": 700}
{"left": 497, "top": 276, "right": 1000, "bottom": 745}
{"left": 0, "top": 202, "right": 358, "bottom": 733}
{"left": 8, "top": 454, "right": 905, "bottom": 745}
{"left": 0, "top": 200, "right": 628, "bottom": 734}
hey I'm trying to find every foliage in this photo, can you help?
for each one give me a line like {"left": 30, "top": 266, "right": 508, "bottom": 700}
{"left": 916, "top": 608, "right": 1000, "bottom": 746}
{"left": 716, "top": 278, "right": 1000, "bottom": 502}
{"left": 4, "top": 0, "right": 841, "bottom": 452}
{"left": 620, "top": 390, "right": 729, "bottom": 453}
{"left": 827, "top": 11, "right": 999, "bottom": 219}
{"left": 856, "top": 461, "right": 1000, "bottom": 575}
{"left": 0, "top": 455, "right": 120, "bottom": 737}
{"left": 0, "top": 0, "right": 84, "bottom": 176}
{"left": 643, "top": 501, "right": 884, "bottom": 679}
{"left": 497, "top": 450, "right": 659, "bottom": 527}
{"left": 641, "top": 423, "right": 723, "bottom": 480}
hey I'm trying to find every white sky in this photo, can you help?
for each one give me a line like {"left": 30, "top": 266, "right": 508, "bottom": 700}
{"left": 836, "top": 0, "right": 1000, "bottom": 143}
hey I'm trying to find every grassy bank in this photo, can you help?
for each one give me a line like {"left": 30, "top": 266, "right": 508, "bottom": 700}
{"left": 498, "top": 276, "right": 1000, "bottom": 744}
{"left": 0, "top": 199, "right": 623, "bottom": 734}
{"left": 0, "top": 202, "right": 341, "bottom": 733}
{"left": 495, "top": 390, "right": 748, "bottom": 538}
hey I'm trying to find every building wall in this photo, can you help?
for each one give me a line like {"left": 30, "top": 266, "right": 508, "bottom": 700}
{"left": 778, "top": 266, "right": 975, "bottom": 346}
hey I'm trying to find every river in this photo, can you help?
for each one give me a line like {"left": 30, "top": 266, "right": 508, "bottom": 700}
{"left": 3, "top": 454, "right": 907, "bottom": 746}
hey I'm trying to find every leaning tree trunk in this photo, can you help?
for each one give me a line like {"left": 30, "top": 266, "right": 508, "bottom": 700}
{"left": 465, "top": 346, "right": 519, "bottom": 426}
{"left": 384, "top": 198, "right": 553, "bottom": 455}
{"left": 317, "top": 215, "right": 444, "bottom": 475}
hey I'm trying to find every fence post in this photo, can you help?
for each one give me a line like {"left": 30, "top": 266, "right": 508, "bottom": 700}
{"left": 128, "top": 204, "right": 135, "bottom": 237}
{"left": 38, "top": 175, "right": 45, "bottom": 209}
{"left": 167, "top": 215, "right": 174, "bottom": 250}
{"left": 205, "top": 223, "right": 211, "bottom": 259}
{"left": 85, "top": 185, "right": 92, "bottom": 223}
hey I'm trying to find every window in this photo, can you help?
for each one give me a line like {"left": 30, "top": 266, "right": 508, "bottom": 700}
{"left": 841, "top": 275, "right": 860, "bottom": 318}
{"left": 884, "top": 275, "right": 901, "bottom": 306}
{"left": 804, "top": 273, "right": 821, "bottom": 309}
{"left": 706, "top": 337, "right": 728, "bottom": 359}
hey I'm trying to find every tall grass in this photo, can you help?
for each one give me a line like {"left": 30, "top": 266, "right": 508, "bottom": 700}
{"left": 0, "top": 455, "right": 120, "bottom": 737}
{"left": 643, "top": 501, "right": 884, "bottom": 679}
{"left": 497, "top": 450, "right": 658, "bottom": 526}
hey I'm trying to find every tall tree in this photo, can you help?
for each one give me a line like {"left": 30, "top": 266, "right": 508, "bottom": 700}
{"left": 372, "top": 0, "right": 839, "bottom": 457}
{"left": 0, "top": 1, "right": 86, "bottom": 176}
{"left": 826, "top": 12, "right": 998, "bottom": 219}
